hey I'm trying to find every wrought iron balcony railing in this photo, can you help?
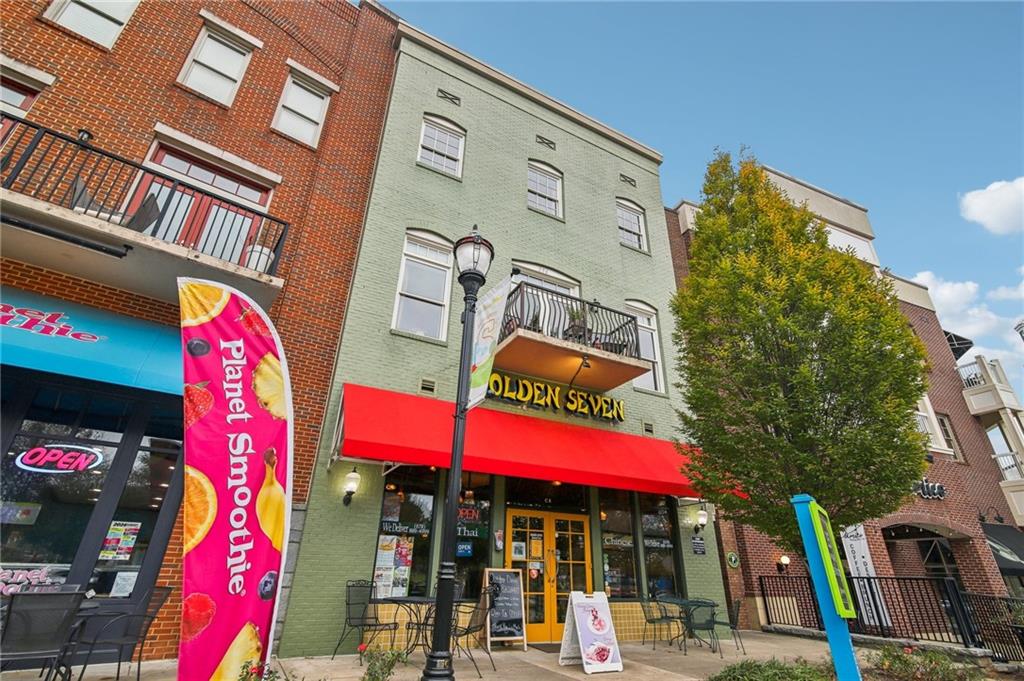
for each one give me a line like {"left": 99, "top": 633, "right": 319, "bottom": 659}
{"left": 499, "top": 282, "right": 640, "bottom": 359}
{"left": 1, "top": 114, "right": 288, "bottom": 276}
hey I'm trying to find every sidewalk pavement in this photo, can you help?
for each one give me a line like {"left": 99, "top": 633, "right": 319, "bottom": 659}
{"left": 0, "top": 632, "right": 836, "bottom": 680}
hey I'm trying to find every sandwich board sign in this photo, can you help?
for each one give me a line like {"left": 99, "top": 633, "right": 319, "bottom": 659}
{"left": 483, "top": 568, "right": 527, "bottom": 651}
{"left": 558, "top": 591, "right": 623, "bottom": 674}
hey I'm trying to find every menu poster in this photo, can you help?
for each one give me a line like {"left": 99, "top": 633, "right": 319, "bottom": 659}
{"left": 373, "top": 535, "right": 414, "bottom": 598}
{"left": 98, "top": 521, "right": 142, "bottom": 561}
{"left": 558, "top": 592, "right": 623, "bottom": 674}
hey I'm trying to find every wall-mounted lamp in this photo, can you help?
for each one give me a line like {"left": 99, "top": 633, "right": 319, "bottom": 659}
{"left": 694, "top": 503, "right": 709, "bottom": 534}
{"left": 342, "top": 467, "right": 361, "bottom": 506}
{"left": 978, "top": 506, "right": 1006, "bottom": 524}
{"left": 76, "top": 129, "right": 93, "bottom": 144}
{"left": 551, "top": 480, "right": 562, "bottom": 487}
{"left": 776, "top": 555, "right": 791, "bottom": 573}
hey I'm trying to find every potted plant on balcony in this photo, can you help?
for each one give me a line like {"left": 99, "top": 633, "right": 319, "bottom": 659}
{"left": 1006, "top": 601, "right": 1024, "bottom": 647}
{"left": 565, "top": 307, "right": 587, "bottom": 344}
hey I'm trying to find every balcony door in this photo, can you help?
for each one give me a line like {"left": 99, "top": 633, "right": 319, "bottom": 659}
{"left": 511, "top": 264, "right": 579, "bottom": 338}
{"left": 504, "top": 508, "right": 592, "bottom": 643}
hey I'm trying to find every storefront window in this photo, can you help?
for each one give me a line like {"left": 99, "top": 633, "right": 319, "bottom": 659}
{"left": 505, "top": 477, "right": 587, "bottom": 513}
{"left": 374, "top": 466, "right": 436, "bottom": 597}
{"left": 1, "top": 381, "right": 132, "bottom": 592}
{"left": 454, "top": 472, "right": 491, "bottom": 598}
{"left": 89, "top": 404, "right": 182, "bottom": 598}
{"left": 639, "top": 494, "right": 678, "bottom": 596}
{"left": 599, "top": 488, "right": 637, "bottom": 599}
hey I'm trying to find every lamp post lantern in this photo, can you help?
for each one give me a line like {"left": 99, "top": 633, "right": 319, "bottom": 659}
{"left": 422, "top": 227, "right": 494, "bottom": 681}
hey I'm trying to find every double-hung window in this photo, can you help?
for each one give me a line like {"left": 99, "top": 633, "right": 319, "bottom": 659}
{"left": 418, "top": 116, "right": 464, "bottom": 177}
{"left": 272, "top": 62, "right": 337, "bottom": 148}
{"left": 45, "top": 0, "right": 139, "bottom": 48}
{"left": 178, "top": 13, "right": 261, "bottom": 107}
{"left": 935, "top": 414, "right": 962, "bottom": 460}
{"left": 628, "top": 301, "right": 663, "bottom": 392}
{"left": 393, "top": 231, "right": 454, "bottom": 341}
{"left": 617, "top": 199, "right": 647, "bottom": 250}
{"left": 527, "top": 162, "right": 562, "bottom": 218}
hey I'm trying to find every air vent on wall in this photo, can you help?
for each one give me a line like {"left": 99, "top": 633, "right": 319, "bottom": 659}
{"left": 436, "top": 88, "right": 461, "bottom": 106}
{"left": 642, "top": 421, "right": 655, "bottom": 436}
{"left": 536, "top": 134, "right": 556, "bottom": 150}
{"left": 419, "top": 378, "right": 437, "bottom": 394}
{"left": 619, "top": 173, "right": 637, "bottom": 187}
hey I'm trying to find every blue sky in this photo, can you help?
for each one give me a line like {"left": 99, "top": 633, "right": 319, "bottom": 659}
{"left": 390, "top": 1, "right": 1024, "bottom": 392}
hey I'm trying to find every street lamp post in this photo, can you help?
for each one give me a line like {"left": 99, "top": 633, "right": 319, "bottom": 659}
{"left": 422, "top": 227, "right": 494, "bottom": 681}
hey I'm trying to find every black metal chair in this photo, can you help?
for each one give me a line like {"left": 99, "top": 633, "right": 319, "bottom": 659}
{"left": 62, "top": 586, "right": 171, "bottom": 681}
{"left": 0, "top": 590, "right": 86, "bottom": 681}
{"left": 451, "top": 585, "right": 498, "bottom": 678}
{"left": 687, "top": 602, "right": 722, "bottom": 658}
{"left": 332, "top": 580, "right": 398, "bottom": 663}
{"left": 640, "top": 598, "right": 678, "bottom": 650}
{"left": 715, "top": 599, "right": 745, "bottom": 655}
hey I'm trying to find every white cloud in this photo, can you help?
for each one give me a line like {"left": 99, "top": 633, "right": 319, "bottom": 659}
{"left": 912, "top": 271, "right": 1004, "bottom": 338}
{"left": 988, "top": 281, "right": 1024, "bottom": 301}
{"left": 959, "top": 177, "right": 1024, "bottom": 235}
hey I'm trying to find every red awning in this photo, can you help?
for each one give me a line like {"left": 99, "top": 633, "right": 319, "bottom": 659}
{"left": 339, "top": 383, "right": 695, "bottom": 497}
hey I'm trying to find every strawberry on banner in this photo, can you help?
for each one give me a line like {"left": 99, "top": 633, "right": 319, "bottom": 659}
{"left": 177, "top": 278, "right": 293, "bottom": 681}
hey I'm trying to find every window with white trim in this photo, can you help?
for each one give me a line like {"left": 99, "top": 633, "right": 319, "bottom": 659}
{"left": 418, "top": 116, "right": 464, "bottom": 177}
{"left": 393, "top": 231, "right": 454, "bottom": 341}
{"left": 935, "top": 414, "right": 962, "bottom": 460}
{"left": 617, "top": 199, "right": 647, "bottom": 250}
{"left": 916, "top": 396, "right": 950, "bottom": 454}
{"left": 273, "top": 72, "right": 331, "bottom": 147}
{"left": 178, "top": 26, "right": 253, "bottom": 106}
{"left": 627, "top": 302, "right": 662, "bottom": 392}
{"left": 45, "top": 0, "right": 139, "bottom": 48}
{"left": 527, "top": 162, "right": 562, "bottom": 218}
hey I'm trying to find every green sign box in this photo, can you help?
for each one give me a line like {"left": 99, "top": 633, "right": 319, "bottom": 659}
{"left": 808, "top": 500, "right": 856, "bottom": 619}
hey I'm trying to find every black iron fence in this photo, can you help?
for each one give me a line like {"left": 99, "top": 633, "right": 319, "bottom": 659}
{"left": 759, "top": 575, "right": 1024, "bottom": 661}
{"left": 499, "top": 282, "right": 641, "bottom": 359}
{"left": 1, "top": 114, "right": 288, "bottom": 275}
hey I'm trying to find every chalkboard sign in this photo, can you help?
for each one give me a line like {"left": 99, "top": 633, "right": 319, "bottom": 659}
{"left": 484, "top": 568, "right": 527, "bottom": 651}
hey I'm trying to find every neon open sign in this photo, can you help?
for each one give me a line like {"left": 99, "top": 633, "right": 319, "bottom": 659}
{"left": 15, "top": 444, "right": 104, "bottom": 474}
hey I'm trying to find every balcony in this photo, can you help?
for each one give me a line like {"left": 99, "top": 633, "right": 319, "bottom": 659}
{"left": 493, "top": 282, "right": 652, "bottom": 392}
{"left": 0, "top": 115, "right": 287, "bottom": 306}
{"left": 957, "top": 356, "right": 1021, "bottom": 420}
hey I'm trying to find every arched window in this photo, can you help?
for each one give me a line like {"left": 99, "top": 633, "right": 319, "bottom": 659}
{"left": 418, "top": 115, "right": 465, "bottom": 178}
{"left": 392, "top": 230, "right": 454, "bottom": 341}
{"left": 626, "top": 300, "right": 663, "bottom": 393}
{"left": 616, "top": 199, "right": 647, "bottom": 251}
{"left": 527, "top": 161, "right": 563, "bottom": 218}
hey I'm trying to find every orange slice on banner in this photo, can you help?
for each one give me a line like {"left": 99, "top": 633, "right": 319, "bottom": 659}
{"left": 179, "top": 282, "right": 230, "bottom": 327}
{"left": 184, "top": 466, "right": 216, "bottom": 554}
{"left": 253, "top": 353, "right": 286, "bottom": 419}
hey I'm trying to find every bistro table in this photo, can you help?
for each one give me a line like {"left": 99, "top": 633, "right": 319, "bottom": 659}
{"left": 378, "top": 595, "right": 437, "bottom": 656}
{"left": 656, "top": 595, "right": 718, "bottom": 651}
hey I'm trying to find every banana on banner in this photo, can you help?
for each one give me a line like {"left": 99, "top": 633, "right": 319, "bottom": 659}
{"left": 177, "top": 279, "right": 293, "bottom": 681}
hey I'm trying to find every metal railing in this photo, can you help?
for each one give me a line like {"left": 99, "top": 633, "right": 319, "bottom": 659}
{"left": 759, "top": 575, "right": 980, "bottom": 648}
{"left": 995, "top": 452, "right": 1024, "bottom": 482}
{"left": 958, "top": 363, "right": 986, "bottom": 388}
{"left": 1, "top": 114, "right": 288, "bottom": 275}
{"left": 499, "top": 282, "right": 641, "bottom": 359}
{"left": 962, "top": 592, "right": 1024, "bottom": 662}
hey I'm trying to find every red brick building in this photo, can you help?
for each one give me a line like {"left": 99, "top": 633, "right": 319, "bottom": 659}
{"left": 665, "top": 168, "right": 1024, "bottom": 635}
{"left": 0, "top": 0, "right": 397, "bottom": 661}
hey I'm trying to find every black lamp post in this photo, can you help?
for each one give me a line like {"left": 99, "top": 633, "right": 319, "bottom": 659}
{"left": 422, "top": 227, "right": 494, "bottom": 681}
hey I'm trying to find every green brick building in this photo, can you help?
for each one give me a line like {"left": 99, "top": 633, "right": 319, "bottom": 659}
{"left": 277, "top": 22, "right": 727, "bottom": 657}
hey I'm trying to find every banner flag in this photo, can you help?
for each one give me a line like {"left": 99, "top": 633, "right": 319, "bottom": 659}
{"left": 468, "top": 276, "right": 512, "bottom": 410}
{"left": 177, "top": 278, "right": 292, "bottom": 681}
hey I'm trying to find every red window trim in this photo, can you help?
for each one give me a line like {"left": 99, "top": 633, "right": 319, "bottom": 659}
{"left": 151, "top": 145, "right": 270, "bottom": 207}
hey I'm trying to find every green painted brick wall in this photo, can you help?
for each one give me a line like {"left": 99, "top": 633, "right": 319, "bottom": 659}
{"left": 678, "top": 503, "right": 730, "bottom": 635}
{"left": 279, "top": 37, "right": 723, "bottom": 657}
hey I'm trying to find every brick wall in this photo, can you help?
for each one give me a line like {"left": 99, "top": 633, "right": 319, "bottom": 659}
{"left": 1, "top": 0, "right": 398, "bottom": 659}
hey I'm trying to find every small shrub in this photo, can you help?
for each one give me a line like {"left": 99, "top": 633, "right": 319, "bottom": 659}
{"left": 237, "top": 661, "right": 282, "bottom": 681}
{"left": 360, "top": 649, "right": 407, "bottom": 681}
{"left": 707, "top": 658, "right": 834, "bottom": 681}
{"left": 868, "top": 645, "right": 983, "bottom": 681}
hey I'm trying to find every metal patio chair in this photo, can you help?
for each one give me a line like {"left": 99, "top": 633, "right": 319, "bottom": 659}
{"left": 686, "top": 602, "right": 722, "bottom": 658}
{"left": 0, "top": 590, "right": 86, "bottom": 681}
{"left": 62, "top": 585, "right": 172, "bottom": 681}
{"left": 332, "top": 580, "right": 398, "bottom": 664}
{"left": 715, "top": 599, "right": 745, "bottom": 655}
{"left": 451, "top": 584, "right": 498, "bottom": 678}
{"left": 640, "top": 598, "right": 678, "bottom": 651}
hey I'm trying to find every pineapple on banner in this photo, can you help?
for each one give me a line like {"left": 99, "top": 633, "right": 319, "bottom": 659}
{"left": 177, "top": 279, "right": 292, "bottom": 681}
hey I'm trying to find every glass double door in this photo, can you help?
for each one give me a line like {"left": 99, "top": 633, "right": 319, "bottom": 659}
{"left": 505, "top": 508, "right": 592, "bottom": 643}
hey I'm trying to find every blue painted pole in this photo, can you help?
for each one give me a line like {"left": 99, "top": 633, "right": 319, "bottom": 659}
{"left": 790, "top": 493, "right": 862, "bottom": 681}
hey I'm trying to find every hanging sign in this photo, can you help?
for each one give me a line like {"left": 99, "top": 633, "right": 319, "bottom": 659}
{"left": 484, "top": 568, "right": 527, "bottom": 651}
{"left": 840, "top": 524, "right": 892, "bottom": 628}
{"left": 558, "top": 591, "right": 623, "bottom": 674}
{"left": 468, "top": 277, "right": 512, "bottom": 410}
{"left": 177, "top": 278, "right": 293, "bottom": 681}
